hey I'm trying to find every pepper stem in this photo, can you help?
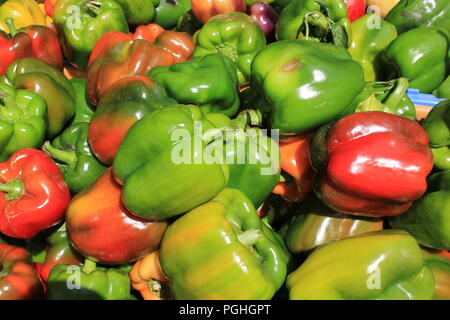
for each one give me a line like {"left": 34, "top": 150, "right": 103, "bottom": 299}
{"left": 83, "top": 259, "right": 97, "bottom": 273}
{"left": 0, "top": 178, "right": 24, "bottom": 201}
{"left": 232, "top": 109, "right": 263, "bottom": 130}
{"left": 383, "top": 77, "right": 409, "bottom": 110}
{"left": 237, "top": 229, "right": 263, "bottom": 248}
{"left": 43, "top": 141, "right": 77, "bottom": 167}
{"left": 5, "top": 18, "right": 17, "bottom": 37}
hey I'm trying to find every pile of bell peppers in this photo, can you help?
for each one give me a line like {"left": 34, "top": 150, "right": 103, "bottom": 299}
{"left": 0, "top": 0, "right": 449, "bottom": 301}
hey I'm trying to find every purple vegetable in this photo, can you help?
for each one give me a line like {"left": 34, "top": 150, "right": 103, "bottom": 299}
{"left": 249, "top": 2, "right": 279, "bottom": 37}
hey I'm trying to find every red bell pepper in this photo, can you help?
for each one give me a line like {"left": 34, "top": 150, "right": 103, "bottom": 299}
{"left": 345, "top": 0, "right": 366, "bottom": 22}
{"left": 0, "top": 18, "right": 63, "bottom": 74}
{"left": 310, "top": 111, "right": 433, "bottom": 217}
{"left": 86, "top": 28, "right": 194, "bottom": 105}
{"left": 0, "top": 149, "right": 71, "bottom": 239}
{"left": 0, "top": 243, "right": 43, "bottom": 299}
{"left": 272, "top": 134, "right": 314, "bottom": 203}
{"left": 192, "top": 0, "right": 247, "bottom": 24}
{"left": 44, "top": 0, "right": 58, "bottom": 18}
{"left": 66, "top": 168, "right": 168, "bottom": 264}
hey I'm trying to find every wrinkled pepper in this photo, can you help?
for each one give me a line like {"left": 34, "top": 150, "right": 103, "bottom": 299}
{"left": 348, "top": 13, "right": 397, "bottom": 81}
{"left": 386, "top": 0, "right": 450, "bottom": 37}
{"left": 0, "top": 149, "right": 71, "bottom": 239}
{"left": 53, "top": 0, "right": 129, "bottom": 70}
{"left": 276, "top": 0, "right": 352, "bottom": 48}
{"left": 88, "top": 76, "right": 175, "bottom": 164}
{"left": 193, "top": 12, "right": 266, "bottom": 84}
{"left": 310, "top": 111, "right": 433, "bottom": 217}
{"left": 250, "top": 40, "right": 365, "bottom": 134}
{"left": 149, "top": 54, "right": 240, "bottom": 117}
{"left": 383, "top": 27, "right": 448, "bottom": 94}
{"left": 0, "top": 83, "right": 47, "bottom": 161}
{"left": 287, "top": 230, "right": 435, "bottom": 300}
{"left": 0, "top": 19, "right": 63, "bottom": 74}
{"left": 66, "top": 168, "right": 168, "bottom": 264}
{"left": 422, "top": 249, "right": 450, "bottom": 300}
{"left": 43, "top": 123, "right": 107, "bottom": 194}
{"left": 159, "top": 188, "right": 290, "bottom": 300}
{"left": 0, "top": 0, "right": 46, "bottom": 33}
{"left": 0, "top": 243, "right": 43, "bottom": 299}
{"left": 86, "top": 29, "right": 194, "bottom": 104}
{"left": 113, "top": 105, "right": 229, "bottom": 220}
{"left": 390, "top": 170, "right": 450, "bottom": 251}
{"left": 46, "top": 259, "right": 131, "bottom": 300}
{"left": 355, "top": 77, "right": 416, "bottom": 120}
{"left": 1, "top": 58, "right": 75, "bottom": 137}
{"left": 281, "top": 196, "right": 383, "bottom": 254}
{"left": 421, "top": 100, "right": 450, "bottom": 170}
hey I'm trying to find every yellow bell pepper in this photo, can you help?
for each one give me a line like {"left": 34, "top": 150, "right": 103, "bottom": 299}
{"left": 366, "top": 0, "right": 399, "bottom": 18}
{"left": 0, "top": 0, "right": 47, "bottom": 33}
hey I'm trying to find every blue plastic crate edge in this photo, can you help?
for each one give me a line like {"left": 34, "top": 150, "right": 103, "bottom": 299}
{"left": 406, "top": 88, "right": 445, "bottom": 107}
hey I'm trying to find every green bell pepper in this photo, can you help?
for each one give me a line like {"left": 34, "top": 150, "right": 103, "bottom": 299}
{"left": 154, "top": 0, "right": 191, "bottom": 29}
{"left": 287, "top": 230, "right": 435, "bottom": 300}
{"left": 1, "top": 58, "right": 75, "bottom": 138}
{"left": 355, "top": 77, "right": 417, "bottom": 120}
{"left": 193, "top": 12, "right": 267, "bottom": 85}
{"left": 68, "top": 78, "right": 95, "bottom": 126}
{"left": 434, "top": 76, "right": 450, "bottom": 100}
{"left": 389, "top": 170, "right": 450, "bottom": 251}
{"left": 383, "top": 27, "right": 448, "bottom": 94}
{"left": 422, "top": 249, "right": 450, "bottom": 300}
{"left": 114, "top": 0, "right": 155, "bottom": 25}
{"left": 250, "top": 40, "right": 365, "bottom": 134}
{"left": 421, "top": 100, "right": 450, "bottom": 170}
{"left": 349, "top": 13, "right": 398, "bottom": 81}
{"left": 46, "top": 259, "right": 131, "bottom": 300}
{"left": 113, "top": 105, "right": 229, "bottom": 220}
{"left": 281, "top": 196, "right": 383, "bottom": 254}
{"left": 276, "top": 0, "right": 351, "bottom": 48}
{"left": 53, "top": 0, "right": 129, "bottom": 70}
{"left": 0, "top": 83, "right": 47, "bottom": 161}
{"left": 149, "top": 54, "right": 240, "bottom": 117}
{"left": 386, "top": 0, "right": 450, "bottom": 37}
{"left": 159, "top": 188, "right": 290, "bottom": 300}
{"left": 43, "top": 123, "right": 107, "bottom": 194}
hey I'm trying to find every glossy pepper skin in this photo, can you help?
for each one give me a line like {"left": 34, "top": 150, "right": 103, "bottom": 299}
{"left": 46, "top": 259, "right": 131, "bottom": 300}
{"left": 434, "top": 76, "right": 450, "bottom": 100}
{"left": 193, "top": 12, "right": 266, "bottom": 85}
{"left": 0, "top": 0, "right": 46, "bottom": 33}
{"left": 43, "top": 123, "right": 107, "bottom": 194}
{"left": 421, "top": 100, "right": 450, "bottom": 171}
{"left": 422, "top": 249, "right": 450, "bottom": 300}
{"left": 0, "top": 20, "right": 63, "bottom": 74}
{"left": 276, "top": 0, "right": 352, "bottom": 48}
{"left": 0, "top": 243, "right": 43, "bottom": 299}
{"left": 386, "top": 0, "right": 450, "bottom": 37}
{"left": 159, "top": 188, "right": 290, "bottom": 300}
{"left": 383, "top": 27, "right": 448, "bottom": 94}
{"left": 281, "top": 196, "right": 383, "bottom": 254}
{"left": 113, "top": 105, "right": 229, "bottom": 220}
{"left": 287, "top": 230, "right": 435, "bottom": 300}
{"left": 348, "top": 13, "right": 397, "bottom": 82}
{"left": 38, "top": 225, "right": 84, "bottom": 282}
{"left": 192, "top": 0, "right": 246, "bottom": 24}
{"left": 130, "top": 251, "right": 171, "bottom": 300}
{"left": 310, "top": 111, "right": 433, "bottom": 217}
{"left": 149, "top": 54, "right": 240, "bottom": 117}
{"left": 0, "top": 149, "right": 71, "bottom": 239}
{"left": 250, "top": 40, "right": 365, "bottom": 134}
{"left": 86, "top": 29, "right": 194, "bottom": 105}
{"left": 154, "top": 0, "right": 191, "bottom": 29}
{"left": 390, "top": 170, "right": 450, "bottom": 251}
{"left": 114, "top": 0, "right": 155, "bottom": 25}
{"left": 2, "top": 58, "right": 76, "bottom": 138}
{"left": 88, "top": 76, "right": 175, "bottom": 164}
{"left": 0, "top": 83, "right": 47, "bottom": 161}
{"left": 53, "top": 0, "right": 129, "bottom": 70}
{"left": 355, "top": 78, "right": 416, "bottom": 120}
{"left": 66, "top": 168, "right": 167, "bottom": 264}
